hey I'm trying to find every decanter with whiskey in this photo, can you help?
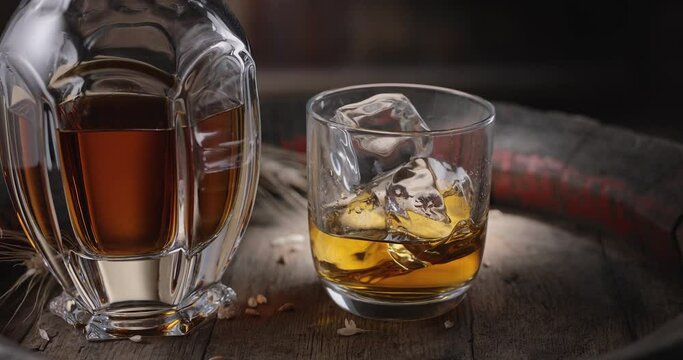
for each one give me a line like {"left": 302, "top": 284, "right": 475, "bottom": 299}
{"left": 0, "top": 0, "right": 260, "bottom": 340}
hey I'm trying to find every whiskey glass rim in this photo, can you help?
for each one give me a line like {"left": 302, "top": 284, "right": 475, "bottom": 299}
{"left": 307, "top": 83, "right": 495, "bottom": 136}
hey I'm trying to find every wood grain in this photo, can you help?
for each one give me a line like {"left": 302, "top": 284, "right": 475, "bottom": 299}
{"left": 200, "top": 208, "right": 474, "bottom": 360}
{"left": 1, "top": 103, "right": 682, "bottom": 359}
{"left": 492, "top": 103, "right": 683, "bottom": 264}
{"left": 12, "top": 207, "right": 681, "bottom": 359}
{"left": 599, "top": 233, "right": 683, "bottom": 340}
{"left": 471, "top": 210, "right": 632, "bottom": 359}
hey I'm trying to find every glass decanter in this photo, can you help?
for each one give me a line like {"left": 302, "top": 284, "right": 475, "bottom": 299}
{"left": 0, "top": 0, "right": 260, "bottom": 340}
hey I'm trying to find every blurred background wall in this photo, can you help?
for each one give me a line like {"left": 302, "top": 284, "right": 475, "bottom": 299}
{"left": 1, "top": 0, "right": 682, "bottom": 149}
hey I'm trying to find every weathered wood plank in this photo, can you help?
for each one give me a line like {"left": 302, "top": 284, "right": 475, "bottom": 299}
{"left": 493, "top": 103, "right": 599, "bottom": 163}
{"left": 562, "top": 123, "right": 683, "bottom": 261}
{"left": 20, "top": 311, "right": 215, "bottom": 360}
{"left": 6, "top": 207, "right": 683, "bottom": 359}
{"left": 491, "top": 103, "right": 683, "bottom": 264}
{"left": 204, "top": 208, "right": 474, "bottom": 360}
{"left": 1, "top": 103, "right": 681, "bottom": 358}
{"left": 470, "top": 210, "right": 633, "bottom": 359}
{"left": 599, "top": 233, "right": 683, "bottom": 340}
{"left": 599, "top": 314, "right": 683, "bottom": 360}
{"left": 0, "top": 337, "right": 42, "bottom": 360}
{"left": 645, "top": 166, "right": 683, "bottom": 256}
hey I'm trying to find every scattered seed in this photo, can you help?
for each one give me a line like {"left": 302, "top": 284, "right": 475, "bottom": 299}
{"left": 217, "top": 306, "right": 237, "bottom": 320}
{"left": 256, "top": 294, "right": 268, "bottom": 305}
{"left": 444, "top": 320, "right": 455, "bottom": 329}
{"left": 244, "top": 308, "right": 260, "bottom": 317}
{"left": 271, "top": 234, "right": 305, "bottom": 246}
{"left": 209, "top": 356, "right": 225, "bottom": 360}
{"left": 277, "top": 303, "right": 295, "bottom": 312}
{"left": 129, "top": 335, "right": 142, "bottom": 343}
{"left": 65, "top": 299, "right": 76, "bottom": 312}
{"left": 247, "top": 296, "right": 258, "bottom": 308}
{"left": 337, "top": 318, "right": 368, "bottom": 336}
{"left": 276, "top": 255, "right": 286, "bottom": 265}
{"left": 38, "top": 328, "right": 50, "bottom": 342}
{"left": 483, "top": 262, "right": 490, "bottom": 268}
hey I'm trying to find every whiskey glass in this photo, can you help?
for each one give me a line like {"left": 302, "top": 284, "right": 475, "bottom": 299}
{"left": 0, "top": 0, "right": 259, "bottom": 340}
{"left": 307, "top": 84, "right": 494, "bottom": 320}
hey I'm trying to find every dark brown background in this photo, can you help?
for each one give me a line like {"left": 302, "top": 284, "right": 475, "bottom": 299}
{"left": 231, "top": 0, "right": 683, "bottom": 146}
{"left": 1, "top": 0, "right": 682, "bottom": 146}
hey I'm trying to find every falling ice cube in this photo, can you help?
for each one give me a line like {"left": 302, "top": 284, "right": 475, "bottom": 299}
{"left": 332, "top": 94, "right": 433, "bottom": 182}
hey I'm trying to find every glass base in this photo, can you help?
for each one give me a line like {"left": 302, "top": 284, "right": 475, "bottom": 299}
{"left": 49, "top": 283, "right": 236, "bottom": 341}
{"left": 322, "top": 280, "right": 468, "bottom": 321}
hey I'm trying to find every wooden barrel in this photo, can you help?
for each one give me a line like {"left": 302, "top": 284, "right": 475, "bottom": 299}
{"left": 493, "top": 103, "right": 683, "bottom": 265}
{"left": 0, "top": 103, "right": 681, "bottom": 359}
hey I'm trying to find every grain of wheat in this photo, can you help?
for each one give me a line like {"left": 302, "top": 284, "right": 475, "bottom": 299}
{"left": 38, "top": 328, "right": 49, "bottom": 342}
{"left": 129, "top": 335, "right": 142, "bottom": 343}
{"left": 277, "top": 303, "right": 295, "bottom": 312}
{"left": 244, "top": 308, "right": 260, "bottom": 317}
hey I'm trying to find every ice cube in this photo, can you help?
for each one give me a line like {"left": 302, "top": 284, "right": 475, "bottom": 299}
{"left": 335, "top": 93, "right": 430, "bottom": 132}
{"left": 325, "top": 175, "right": 392, "bottom": 241}
{"left": 327, "top": 126, "right": 361, "bottom": 192}
{"left": 385, "top": 158, "right": 473, "bottom": 241}
{"left": 382, "top": 157, "right": 477, "bottom": 269}
{"left": 323, "top": 156, "right": 477, "bottom": 271}
{"left": 336, "top": 190, "right": 386, "bottom": 239}
{"left": 332, "top": 94, "right": 433, "bottom": 181}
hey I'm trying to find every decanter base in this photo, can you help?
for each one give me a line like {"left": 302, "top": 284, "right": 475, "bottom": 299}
{"left": 49, "top": 283, "right": 236, "bottom": 341}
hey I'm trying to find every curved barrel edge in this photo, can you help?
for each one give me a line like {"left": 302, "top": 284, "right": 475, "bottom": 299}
{"left": 492, "top": 102, "right": 683, "bottom": 265}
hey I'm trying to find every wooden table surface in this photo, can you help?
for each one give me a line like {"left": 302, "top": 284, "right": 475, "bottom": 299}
{"left": 1, "top": 103, "right": 682, "bottom": 359}
{"left": 0, "top": 206, "right": 678, "bottom": 359}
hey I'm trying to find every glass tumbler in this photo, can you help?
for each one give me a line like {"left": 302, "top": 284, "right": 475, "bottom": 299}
{"left": 307, "top": 84, "right": 494, "bottom": 320}
{"left": 0, "top": 0, "right": 260, "bottom": 340}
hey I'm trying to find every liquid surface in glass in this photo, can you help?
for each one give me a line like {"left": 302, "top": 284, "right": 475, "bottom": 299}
{"left": 311, "top": 187, "right": 485, "bottom": 300}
